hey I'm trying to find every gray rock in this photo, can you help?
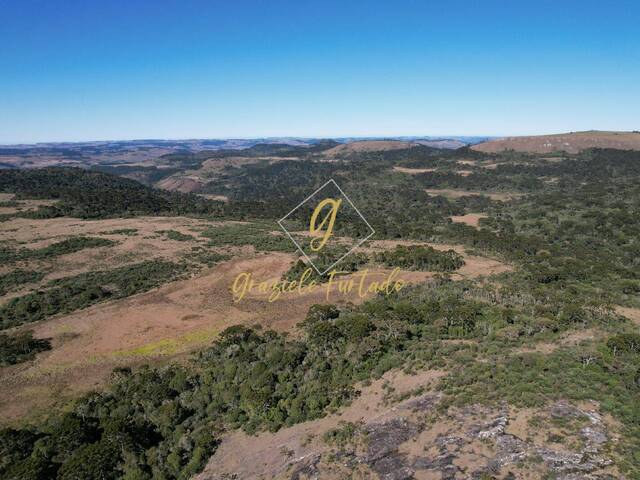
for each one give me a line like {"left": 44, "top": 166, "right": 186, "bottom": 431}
{"left": 364, "top": 418, "right": 420, "bottom": 462}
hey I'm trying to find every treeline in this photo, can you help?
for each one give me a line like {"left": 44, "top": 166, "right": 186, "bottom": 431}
{"left": 0, "top": 260, "right": 187, "bottom": 329}
{"left": 91, "top": 165, "right": 182, "bottom": 186}
{"left": 283, "top": 244, "right": 464, "bottom": 282}
{"left": 375, "top": 245, "right": 464, "bottom": 271}
{"left": 283, "top": 250, "right": 369, "bottom": 282}
{"left": 0, "top": 168, "right": 227, "bottom": 220}
{"left": 0, "top": 237, "right": 115, "bottom": 265}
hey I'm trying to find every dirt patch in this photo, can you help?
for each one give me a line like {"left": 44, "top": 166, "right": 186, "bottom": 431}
{"left": 456, "top": 254, "right": 511, "bottom": 279}
{"left": 0, "top": 198, "right": 59, "bottom": 215}
{"left": 0, "top": 216, "right": 217, "bottom": 291}
{"left": 392, "top": 166, "right": 436, "bottom": 174}
{"left": 481, "top": 162, "right": 499, "bottom": 169}
{"left": 615, "top": 306, "right": 640, "bottom": 327}
{"left": 450, "top": 213, "right": 488, "bottom": 228}
{"left": 198, "top": 194, "right": 229, "bottom": 202}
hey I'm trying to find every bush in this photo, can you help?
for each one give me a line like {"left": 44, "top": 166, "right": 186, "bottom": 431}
{"left": 0, "top": 269, "right": 44, "bottom": 296}
{"left": 0, "top": 331, "right": 51, "bottom": 366}
{"left": 607, "top": 334, "right": 640, "bottom": 355}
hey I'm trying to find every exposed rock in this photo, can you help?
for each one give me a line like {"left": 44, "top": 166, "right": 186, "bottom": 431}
{"left": 472, "top": 414, "right": 508, "bottom": 439}
{"left": 403, "top": 393, "right": 441, "bottom": 412}
{"left": 198, "top": 396, "right": 619, "bottom": 479}
{"left": 364, "top": 418, "right": 420, "bottom": 461}
{"left": 370, "top": 452, "right": 414, "bottom": 480}
{"left": 550, "top": 401, "right": 584, "bottom": 419}
{"left": 288, "top": 453, "right": 321, "bottom": 480}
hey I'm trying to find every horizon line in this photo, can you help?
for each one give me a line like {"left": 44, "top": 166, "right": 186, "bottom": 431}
{"left": 1, "top": 129, "right": 636, "bottom": 147}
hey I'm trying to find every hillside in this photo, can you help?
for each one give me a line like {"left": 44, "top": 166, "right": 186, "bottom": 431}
{"left": 472, "top": 130, "right": 640, "bottom": 154}
{"left": 0, "top": 167, "right": 226, "bottom": 218}
{"left": 322, "top": 140, "right": 418, "bottom": 157}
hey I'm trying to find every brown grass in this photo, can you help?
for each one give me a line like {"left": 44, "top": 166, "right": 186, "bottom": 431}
{"left": 156, "top": 176, "right": 204, "bottom": 193}
{"left": 0, "top": 236, "right": 441, "bottom": 423}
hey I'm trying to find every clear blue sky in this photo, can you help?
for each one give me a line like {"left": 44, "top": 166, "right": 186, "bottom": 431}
{"left": 1, "top": 0, "right": 639, "bottom": 143}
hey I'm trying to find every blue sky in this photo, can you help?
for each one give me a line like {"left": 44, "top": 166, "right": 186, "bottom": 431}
{"left": 1, "top": 0, "right": 639, "bottom": 143}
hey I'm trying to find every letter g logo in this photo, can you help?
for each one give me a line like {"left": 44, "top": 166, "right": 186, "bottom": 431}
{"left": 309, "top": 198, "right": 341, "bottom": 251}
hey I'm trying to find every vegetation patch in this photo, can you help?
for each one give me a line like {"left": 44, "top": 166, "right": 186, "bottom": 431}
{"left": 159, "top": 229, "right": 195, "bottom": 242}
{"left": 0, "top": 260, "right": 188, "bottom": 329}
{"left": 184, "top": 247, "right": 231, "bottom": 267}
{"left": 200, "top": 222, "right": 294, "bottom": 252}
{"left": 375, "top": 245, "right": 464, "bottom": 271}
{"left": 0, "top": 269, "right": 44, "bottom": 296}
{"left": 0, "top": 236, "right": 116, "bottom": 264}
{"left": 0, "top": 331, "right": 51, "bottom": 366}
{"left": 98, "top": 228, "right": 138, "bottom": 236}
{"left": 283, "top": 247, "right": 369, "bottom": 282}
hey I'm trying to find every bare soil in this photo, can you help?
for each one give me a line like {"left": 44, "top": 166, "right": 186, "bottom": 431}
{"left": 616, "top": 306, "right": 640, "bottom": 326}
{"left": 392, "top": 166, "right": 436, "bottom": 174}
{"left": 450, "top": 213, "right": 488, "bottom": 228}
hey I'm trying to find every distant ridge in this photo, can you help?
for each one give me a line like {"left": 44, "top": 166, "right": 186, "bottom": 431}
{"left": 472, "top": 131, "right": 640, "bottom": 154}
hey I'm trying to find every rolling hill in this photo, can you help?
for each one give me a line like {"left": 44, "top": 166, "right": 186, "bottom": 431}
{"left": 472, "top": 130, "right": 640, "bottom": 154}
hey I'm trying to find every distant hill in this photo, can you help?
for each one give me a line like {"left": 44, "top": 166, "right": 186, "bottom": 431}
{"left": 472, "top": 131, "right": 640, "bottom": 154}
{"left": 322, "top": 140, "right": 418, "bottom": 157}
{"left": 414, "top": 139, "right": 467, "bottom": 149}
